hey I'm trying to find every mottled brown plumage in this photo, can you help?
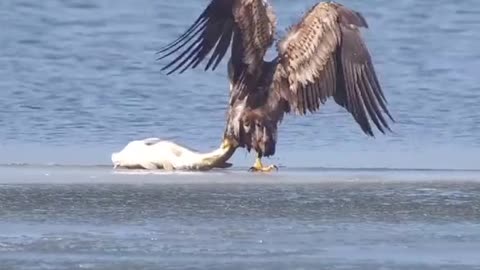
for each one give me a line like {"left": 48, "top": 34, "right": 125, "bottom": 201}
{"left": 158, "top": 1, "right": 394, "bottom": 170}
{"left": 271, "top": 2, "right": 392, "bottom": 136}
{"left": 157, "top": 0, "right": 275, "bottom": 94}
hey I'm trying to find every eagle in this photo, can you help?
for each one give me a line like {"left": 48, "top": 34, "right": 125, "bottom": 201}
{"left": 157, "top": 0, "right": 394, "bottom": 172}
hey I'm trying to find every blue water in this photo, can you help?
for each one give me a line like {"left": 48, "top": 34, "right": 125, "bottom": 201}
{"left": 1, "top": 0, "right": 479, "bottom": 169}
{"left": 1, "top": 1, "right": 480, "bottom": 269}
{"left": 1, "top": 167, "right": 480, "bottom": 269}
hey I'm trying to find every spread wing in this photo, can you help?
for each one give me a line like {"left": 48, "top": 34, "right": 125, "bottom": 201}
{"left": 272, "top": 2, "right": 393, "bottom": 136}
{"left": 157, "top": 0, "right": 276, "bottom": 79}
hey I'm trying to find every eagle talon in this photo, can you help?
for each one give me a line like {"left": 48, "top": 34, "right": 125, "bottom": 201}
{"left": 248, "top": 158, "right": 278, "bottom": 172}
{"left": 248, "top": 164, "right": 278, "bottom": 172}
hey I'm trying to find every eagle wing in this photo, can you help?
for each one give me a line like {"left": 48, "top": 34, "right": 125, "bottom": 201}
{"left": 272, "top": 2, "right": 393, "bottom": 136}
{"left": 157, "top": 0, "right": 276, "bottom": 80}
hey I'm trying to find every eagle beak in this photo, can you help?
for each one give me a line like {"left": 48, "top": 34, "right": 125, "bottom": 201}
{"left": 221, "top": 137, "right": 238, "bottom": 149}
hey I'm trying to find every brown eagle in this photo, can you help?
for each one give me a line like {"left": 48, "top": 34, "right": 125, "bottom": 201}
{"left": 157, "top": 0, "right": 394, "bottom": 172}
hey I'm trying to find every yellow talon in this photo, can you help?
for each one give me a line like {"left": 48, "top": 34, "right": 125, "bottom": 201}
{"left": 249, "top": 157, "right": 278, "bottom": 173}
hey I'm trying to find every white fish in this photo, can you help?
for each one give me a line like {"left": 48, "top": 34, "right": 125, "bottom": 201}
{"left": 111, "top": 138, "right": 236, "bottom": 171}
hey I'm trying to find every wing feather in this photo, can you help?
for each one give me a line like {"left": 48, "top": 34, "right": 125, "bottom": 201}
{"left": 308, "top": 84, "right": 314, "bottom": 112}
{"left": 311, "top": 82, "right": 319, "bottom": 110}
{"left": 157, "top": 22, "right": 207, "bottom": 60}
{"left": 273, "top": 2, "right": 393, "bottom": 136}
{"left": 360, "top": 70, "right": 387, "bottom": 132}
{"left": 158, "top": 0, "right": 276, "bottom": 81}
{"left": 229, "top": 0, "right": 277, "bottom": 103}
{"left": 161, "top": 7, "right": 230, "bottom": 75}
{"left": 156, "top": 14, "right": 208, "bottom": 54}
{"left": 205, "top": 21, "right": 235, "bottom": 70}
{"left": 157, "top": 0, "right": 234, "bottom": 74}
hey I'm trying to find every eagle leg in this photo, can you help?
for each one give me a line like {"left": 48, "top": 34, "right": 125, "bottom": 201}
{"left": 248, "top": 156, "right": 278, "bottom": 173}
